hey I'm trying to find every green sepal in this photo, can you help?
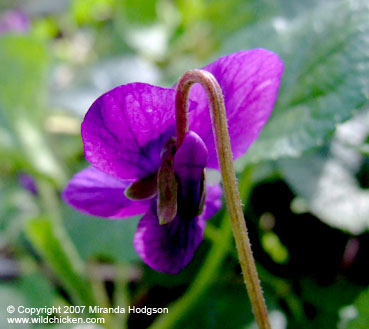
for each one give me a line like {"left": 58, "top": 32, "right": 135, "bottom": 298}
{"left": 158, "top": 138, "right": 178, "bottom": 225}
{"left": 125, "top": 172, "right": 158, "bottom": 200}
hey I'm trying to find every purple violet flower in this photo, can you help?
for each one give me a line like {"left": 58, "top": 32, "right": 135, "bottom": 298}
{"left": 18, "top": 173, "right": 38, "bottom": 195}
{"left": 62, "top": 49, "right": 283, "bottom": 274}
{"left": 0, "top": 10, "right": 29, "bottom": 34}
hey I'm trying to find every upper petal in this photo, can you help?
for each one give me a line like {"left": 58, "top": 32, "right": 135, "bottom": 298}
{"left": 62, "top": 166, "right": 150, "bottom": 218}
{"left": 188, "top": 49, "right": 284, "bottom": 168}
{"left": 82, "top": 83, "right": 177, "bottom": 180}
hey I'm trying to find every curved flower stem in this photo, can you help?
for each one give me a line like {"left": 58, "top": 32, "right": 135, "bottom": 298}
{"left": 174, "top": 69, "right": 271, "bottom": 329}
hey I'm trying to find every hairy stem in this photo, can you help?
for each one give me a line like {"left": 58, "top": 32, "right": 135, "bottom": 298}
{"left": 174, "top": 69, "right": 271, "bottom": 329}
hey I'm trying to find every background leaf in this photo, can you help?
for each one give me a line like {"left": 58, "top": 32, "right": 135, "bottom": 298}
{"left": 62, "top": 205, "right": 141, "bottom": 263}
{"left": 224, "top": 0, "right": 369, "bottom": 165}
{"left": 278, "top": 109, "right": 369, "bottom": 234}
{"left": 343, "top": 287, "right": 369, "bottom": 329}
{"left": 0, "top": 35, "right": 65, "bottom": 183}
{"left": 0, "top": 285, "right": 30, "bottom": 329}
{"left": 25, "top": 216, "right": 96, "bottom": 306}
{"left": 0, "top": 35, "right": 48, "bottom": 126}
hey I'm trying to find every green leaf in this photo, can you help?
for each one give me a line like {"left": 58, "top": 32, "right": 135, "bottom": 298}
{"left": 62, "top": 205, "right": 141, "bottom": 262}
{"left": 0, "top": 285, "right": 30, "bottom": 329}
{"left": 177, "top": 283, "right": 284, "bottom": 329}
{"left": 298, "top": 278, "right": 362, "bottom": 329}
{"left": 25, "top": 217, "right": 96, "bottom": 306}
{"left": 17, "top": 272, "right": 59, "bottom": 309}
{"left": 278, "top": 110, "right": 369, "bottom": 234}
{"left": 343, "top": 287, "right": 369, "bottom": 329}
{"left": 72, "top": 0, "right": 115, "bottom": 25}
{"left": 0, "top": 271, "right": 58, "bottom": 329}
{"left": 117, "top": 0, "right": 158, "bottom": 25}
{"left": 0, "top": 35, "right": 66, "bottom": 184}
{"left": 0, "top": 35, "right": 48, "bottom": 126}
{"left": 0, "top": 35, "right": 48, "bottom": 170}
{"left": 226, "top": 0, "right": 369, "bottom": 164}
{"left": 261, "top": 231, "right": 289, "bottom": 264}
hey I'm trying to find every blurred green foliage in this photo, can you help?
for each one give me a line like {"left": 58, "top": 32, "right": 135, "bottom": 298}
{"left": 0, "top": 0, "right": 368, "bottom": 328}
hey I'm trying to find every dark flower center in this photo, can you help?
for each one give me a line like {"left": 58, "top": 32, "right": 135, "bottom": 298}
{"left": 125, "top": 135, "right": 206, "bottom": 224}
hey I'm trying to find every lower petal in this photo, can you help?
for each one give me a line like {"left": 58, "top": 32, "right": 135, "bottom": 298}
{"left": 62, "top": 167, "right": 150, "bottom": 218}
{"left": 134, "top": 202, "right": 205, "bottom": 274}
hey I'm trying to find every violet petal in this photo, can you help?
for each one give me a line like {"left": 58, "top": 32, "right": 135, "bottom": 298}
{"left": 82, "top": 83, "right": 177, "bottom": 180}
{"left": 0, "top": 10, "right": 29, "bottom": 34}
{"left": 62, "top": 167, "right": 150, "bottom": 218}
{"left": 133, "top": 183, "right": 222, "bottom": 274}
{"left": 174, "top": 130, "right": 208, "bottom": 184}
{"left": 174, "top": 130, "right": 208, "bottom": 219}
{"left": 188, "top": 49, "right": 284, "bottom": 168}
{"left": 18, "top": 173, "right": 37, "bottom": 195}
{"left": 133, "top": 202, "right": 204, "bottom": 274}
